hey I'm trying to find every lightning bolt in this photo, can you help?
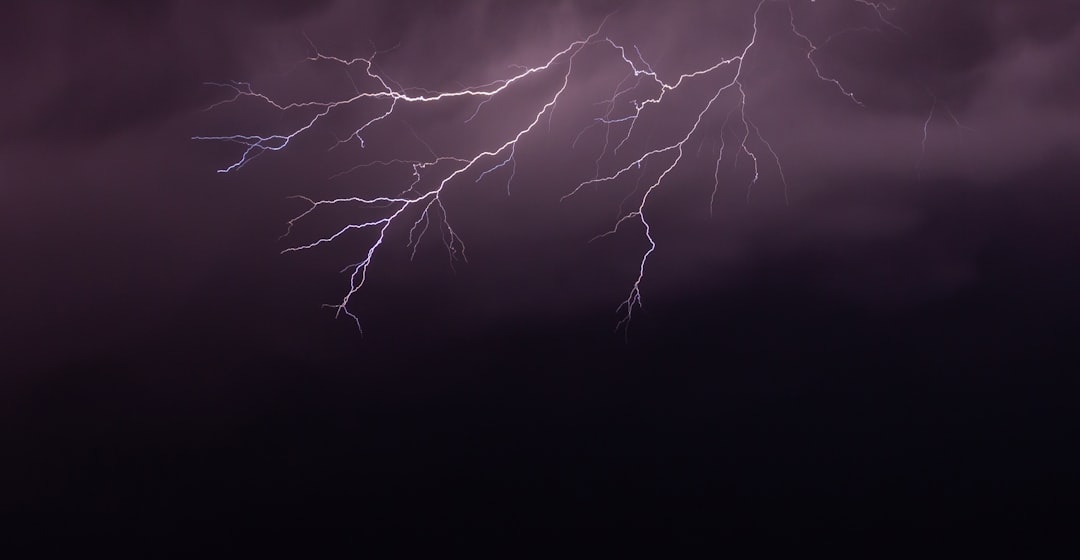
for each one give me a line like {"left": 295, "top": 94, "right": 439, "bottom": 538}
{"left": 198, "top": 0, "right": 946, "bottom": 334}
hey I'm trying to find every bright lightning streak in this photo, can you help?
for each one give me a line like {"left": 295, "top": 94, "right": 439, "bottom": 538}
{"left": 198, "top": 0, "right": 942, "bottom": 334}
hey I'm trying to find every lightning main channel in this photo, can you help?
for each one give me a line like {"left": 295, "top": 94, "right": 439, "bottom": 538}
{"left": 197, "top": 0, "right": 929, "bottom": 334}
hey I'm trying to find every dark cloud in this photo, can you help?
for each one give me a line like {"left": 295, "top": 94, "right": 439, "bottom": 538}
{"left": 0, "top": 1, "right": 337, "bottom": 146}
{"left": 2, "top": 0, "right": 1078, "bottom": 369}
{"left": 3, "top": 1, "right": 1079, "bottom": 529}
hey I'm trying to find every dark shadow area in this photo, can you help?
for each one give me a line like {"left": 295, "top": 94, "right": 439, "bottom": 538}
{"left": 6, "top": 196, "right": 1077, "bottom": 533}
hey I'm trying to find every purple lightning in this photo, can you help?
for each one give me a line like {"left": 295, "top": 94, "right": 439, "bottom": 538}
{"left": 197, "top": 0, "right": 945, "bottom": 334}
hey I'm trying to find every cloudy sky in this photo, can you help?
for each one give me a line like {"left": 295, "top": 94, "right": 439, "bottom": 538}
{"left": 3, "top": 0, "right": 1079, "bottom": 527}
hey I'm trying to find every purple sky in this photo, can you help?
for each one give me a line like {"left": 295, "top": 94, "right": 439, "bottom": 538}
{"left": 6, "top": 1, "right": 1078, "bottom": 374}
{"left": 3, "top": 0, "right": 1080, "bottom": 527}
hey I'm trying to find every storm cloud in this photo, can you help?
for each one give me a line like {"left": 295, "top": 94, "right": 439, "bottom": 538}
{"left": 3, "top": 0, "right": 1078, "bottom": 370}
{"left": 3, "top": 1, "right": 1080, "bottom": 529}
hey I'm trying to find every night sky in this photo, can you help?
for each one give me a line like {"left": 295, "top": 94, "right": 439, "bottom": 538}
{"left": 4, "top": 0, "right": 1080, "bottom": 534}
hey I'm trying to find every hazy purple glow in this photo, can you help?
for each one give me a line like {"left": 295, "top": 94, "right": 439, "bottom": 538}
{"left": 196, "top": 0, "right": 996, "bottom": 332}
{"left": 3, "top": 0, "right": 1078, "bottom": 365}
